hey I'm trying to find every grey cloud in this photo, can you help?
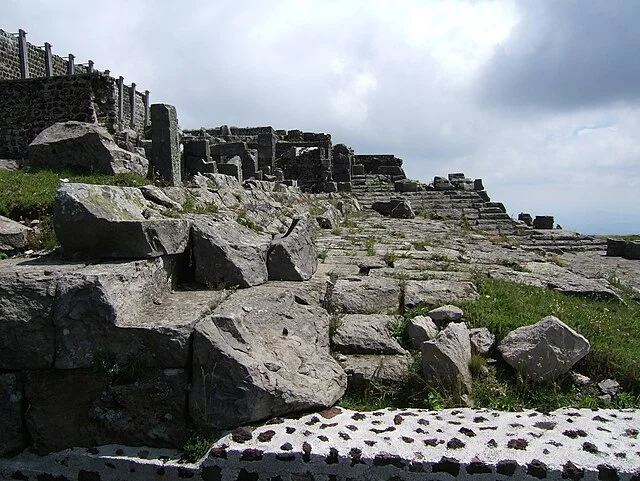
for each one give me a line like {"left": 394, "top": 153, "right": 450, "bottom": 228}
{"left": 477, "top": 0, "right": 640, "bottom": 111}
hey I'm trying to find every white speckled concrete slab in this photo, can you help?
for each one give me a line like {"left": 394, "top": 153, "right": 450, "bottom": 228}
{"left": 1, "top": 407, "right": 639, "bottom": 481}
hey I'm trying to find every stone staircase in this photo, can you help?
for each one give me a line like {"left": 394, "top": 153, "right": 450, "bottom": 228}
{"left": 351, "top": 175, "right": 519, "bottom": 235}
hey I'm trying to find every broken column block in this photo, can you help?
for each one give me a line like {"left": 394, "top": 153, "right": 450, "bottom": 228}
{"left": 533, "top": 216, "right": 554, "bottom": 229}
{"left": 150, "top": 104, "right": 182, "bottom": 186}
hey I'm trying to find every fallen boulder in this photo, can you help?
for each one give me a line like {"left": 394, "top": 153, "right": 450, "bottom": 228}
{"left": 191, "top": 218, "right": 269, "bottom": 288}
{"left": 54, "top": 183, "right": 190, "bottom": 258}
{"left": 191, "top": 286, "right": 346, "bottom": 430}
{"left": 267, "top": 216, "right": 317, "bottom": 281}
{"left": 498, "top": 316, "right": 590, "bottom": 382}
{"left": 27, "top": 121, "right": 148, "bottom": 176}
{"left": 470, "top": 327, "right": 495, "bottom": 356}
{"left": 421, "top": 322, "right": 473, "bottom": 394}
{"left": 429, "top": 305, "right": 464, "bottom": 324}
{"left": 0, "top": 215, "right": 31, "bottom": 251}
{"left": 407, "top": 315, "right": 438, "bottom": 349}
{"left": 372, "top": 198, "right": 415, "bottom": 219}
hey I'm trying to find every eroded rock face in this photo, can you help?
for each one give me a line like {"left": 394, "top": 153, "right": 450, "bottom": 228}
{"left": 192, "top": 218, "right": 269, "bottom": 288}
{"left": 191, "top": 286, "right": 347, "bottom": 430}
{"left": 0, "top": 215, "right": 31, "bottom": 251}
{"left": 498, "top": 316, "right": 590, "bottom": 382}
{"left": 28, "top": 121, "right": 148, "bottom": 176}
{"left": 421, "top": 322, "right": 472, "bottom": 394}
{"left": 268, "top": 216, "right": 317, "bottom": 281}
{"left": 331, "top": 314, "right": 406, "bottom": 355}
{"left": 54, "top": 183, "right": 190, "bottom": 258}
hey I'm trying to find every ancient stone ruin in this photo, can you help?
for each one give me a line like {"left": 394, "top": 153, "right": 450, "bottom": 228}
{"left": 0, "top": 28, "right": 638, "bottom": 481}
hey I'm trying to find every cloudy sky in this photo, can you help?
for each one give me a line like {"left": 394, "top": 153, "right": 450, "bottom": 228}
{"left": 5, "top": 0, "right": 640, "bottom": 234}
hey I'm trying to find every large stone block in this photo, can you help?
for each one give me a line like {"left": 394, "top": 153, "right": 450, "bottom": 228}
{"left": 331, "top": 314, "right": 407, "bottom": 355}
{"left": 404, "top": 280, "right": 479, "bottom": 309}
{"left": 53, "top": 257, "right": 197, "bottom": 369}
{"left": 54, "top": 183, "right": 190, "bottom": 258}
{"left": 267, "top": 216, "right": 317, "bottom": 281}
{"left": 533, "top": 216, "right": 554, "bottom": 229}
{"left": 27, "top": 121, "right": 148, "bottom": 176}
{"left": 331, "top": 277, "right": 401, "bottom": 314}
{"left": 192, "top": 218, "right": 269, "bottom": 288}
{"left": 0, "top": 215, "right": 31, "bottom": 251}
{"left": 150, "top": 104, "right": 181, "bottom": 186}
{"left": 0, "top": 258, "right": 78, "bottom": 370}
{"left": 498, "top": 316, "right": 590, "bottom": 382}
{"left": 191, "top": 286, "right": 346, "bottom": 430}
{"left": 421, "top": 322, "right": 472, "bottom": 393}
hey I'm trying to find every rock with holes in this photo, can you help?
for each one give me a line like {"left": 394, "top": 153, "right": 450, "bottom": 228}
{"left": 191, "top": 285, "right": 346, "bottom": 430}
{"left": 267, "top": 216, "right": 317, "bottom": 281}
{"left": 407, "top": 315, "right": 438, "bottom": 349}
{"left": 0, "top": 215, "right": 31, "bottom": 251}
{"left": 54, "top": 183, "right": 190, "bottom": 258}
{"left": 331, "top": 314, "right": 407, "bottom": 355}
{"left": 421, "top": 322, "right": 472, "bottom": 393}
{"left": 330, "top": 277, "right": 401, "bottom": 314}
{"left": 498, "top": 316, "right": 590, "bottom": 382}
{"left": 27, "top": 121, "right": 148, "bottom": 176}
{"left": 470, "top": 327, "right": 495, "bottom": 356}
{"left": 192, "top": 217, "right": 270, "bottom": 288}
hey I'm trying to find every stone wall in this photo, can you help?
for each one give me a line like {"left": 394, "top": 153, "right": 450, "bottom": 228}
{"left": 0, "top": 74, "right": 118, "bottom": 159}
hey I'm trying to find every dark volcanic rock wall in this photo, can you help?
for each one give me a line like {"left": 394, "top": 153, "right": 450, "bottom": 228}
{"left": 0, "top": 74, "right": 118, "bottom": 159}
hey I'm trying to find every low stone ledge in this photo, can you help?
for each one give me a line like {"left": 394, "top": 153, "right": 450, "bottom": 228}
{"left": 2, "top": 408, "right": 638, "bottom": 481}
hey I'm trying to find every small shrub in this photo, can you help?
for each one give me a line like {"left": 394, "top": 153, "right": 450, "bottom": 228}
{"left": 0, "top": 252, "right": 8, "bottom": 260}
{"left": 430, "top": 253, "right": 451, "bottom": 262}
{"left": 331, "top": 226, "right": 342, "bottom": 236}
{"left": 468, "top": 355, "right": 487, "bottom": 377}
{"left": 364, "top": 236, "right": 376, "bottom": 256}
{"left": 317, "top": 247, "right": 329, "bottom": 263}
{"left": 383, "top": 251, "right": 397, "bottom": 267}
{"left": 181, "top": 432, "right": 214, "bottom": 463}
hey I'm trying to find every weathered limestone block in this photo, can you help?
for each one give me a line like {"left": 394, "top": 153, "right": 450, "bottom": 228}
{"left": 428, "top": 305, "right": 464, "bottom": 324}
{"left": 342, "top": 354, "right": 412, "bottom": 396}
{"left": 191, "top": 286, "right": 346, "bottom": 429}
{"left": 331, "top": 314, "right": 407, "bottom": 355}
{"left": 0, "top": 373, "right": 25, "bottom": 456}
{"left": 407, "top": 315, "right": 438, "bottom": 349}
{"left": 519, "top": 212, "right": 534, "bottom": 226}
{"left": 268, "top": 216, "right": 317, "bottom": 281}
{"left": 53, "top": 257, "right": 196, "bottom": 369}
{"left": 0, "top": 259, "right": 78, "bottom": 370}
{"left": 498, "top": 316, "right": 590, "bottom": 382}
{"left": 192, "top": 218, "right": 269, "bottom": 288}
{"left": 470, "top": 327, "right": 495, "bottom": 355}
{"left": 54, "top": 183, "right": 190, "bottom": 258}
{"left": 404, "top": 281, "right": 479, "bottom": 309}
{"left": 0, "top": 215, "right": 31, "bottom": 251}
{"left": 24, "top": 368, "right": 187, "bottom": 453}
{"left": 372, "top": 198, "right": 415, "bottom": 219}
{"left": 315, "top": 205, "right": 342, "bottom": 229}
{"left": 27, "top": 121, "right": 148, "bottom": 176}
{"left": 150, "top": 104, "right": 181, "bottom": 186}
{"left": 330, "top": 277, "right": 401, "bottom": 314}
{"left": 421, "top": 322, "right": 472, "bottom": 393}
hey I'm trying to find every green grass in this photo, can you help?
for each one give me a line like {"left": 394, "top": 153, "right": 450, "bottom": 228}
{"left": 364, "top": 235, "right": 376, "bottom": 256}
{"left": 459, "top": 279, "right": 640, "bottom": 391}
{"left": 0, "top": 168, "right": 149, "bottom": 220}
